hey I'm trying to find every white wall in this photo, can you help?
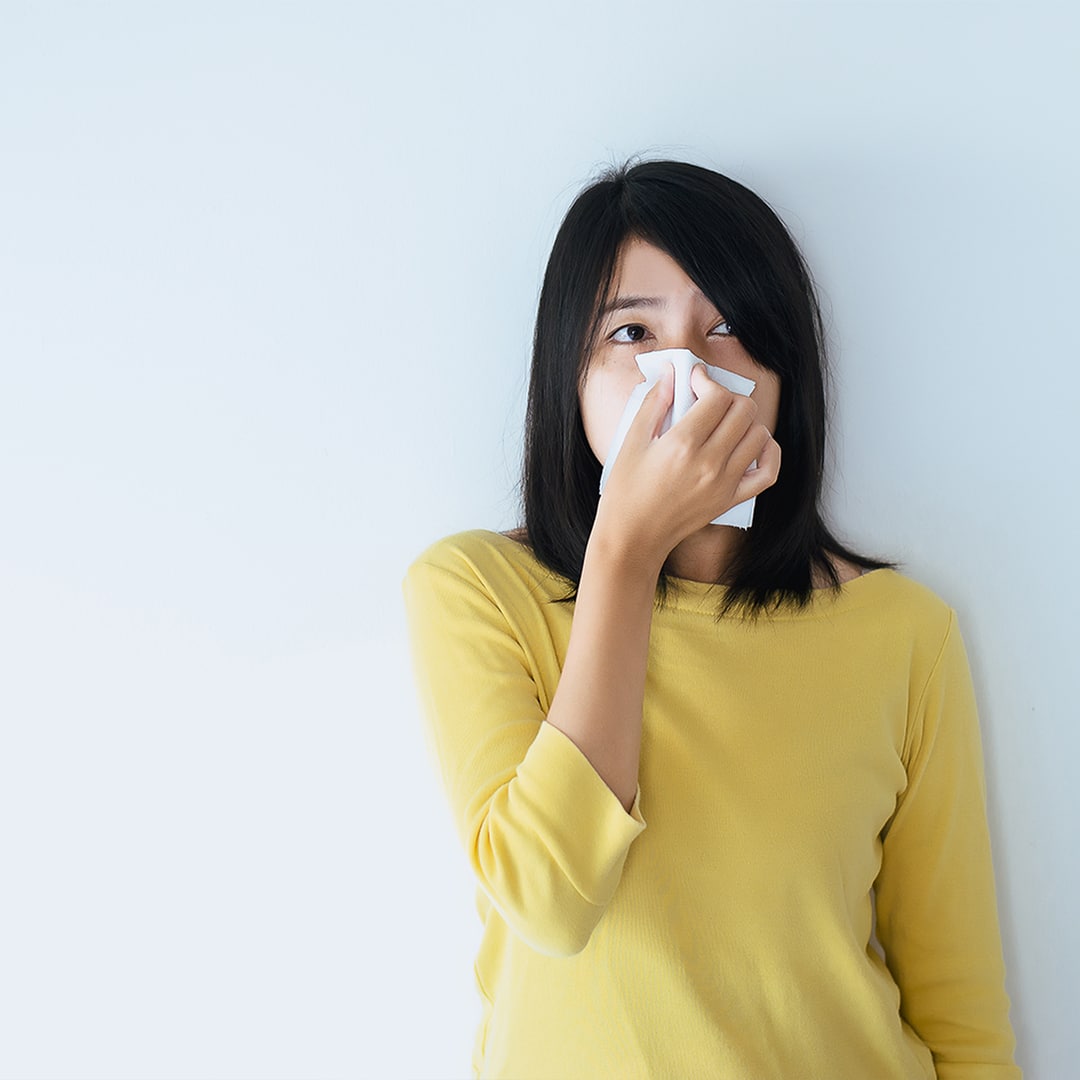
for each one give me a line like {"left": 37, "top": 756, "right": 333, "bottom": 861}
{"left": 1, "top": 2, "right": 1075, "bottom": 1077}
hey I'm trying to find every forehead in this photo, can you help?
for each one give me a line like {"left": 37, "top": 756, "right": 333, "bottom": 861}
{"left": 606, "top": 237, "right": 714, "bottom": 308}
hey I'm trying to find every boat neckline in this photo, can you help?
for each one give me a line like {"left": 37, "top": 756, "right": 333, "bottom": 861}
{"left": 657, "top": 566, "right": 895, "bottom": 616}
{"left": 490, "top": 529, "right": 896, "bottom": 618}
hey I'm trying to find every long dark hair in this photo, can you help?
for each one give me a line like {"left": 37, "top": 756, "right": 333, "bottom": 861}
{"left": 518, "top": 157, "right": 892, "bottom": 616}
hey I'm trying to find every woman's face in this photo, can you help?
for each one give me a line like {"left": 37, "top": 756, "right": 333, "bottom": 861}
{"left": 579, "top": 237, "right": 781, "bottom": 466}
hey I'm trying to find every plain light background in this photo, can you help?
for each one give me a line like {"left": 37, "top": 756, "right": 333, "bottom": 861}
{"left": 1, "top": 2, "right": 1076, "bottom": 1077}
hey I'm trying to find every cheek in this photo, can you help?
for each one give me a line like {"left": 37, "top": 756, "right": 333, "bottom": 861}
{"left": 579, "top": 366, "right": 642, "bottom": 464}
{"left": 756, "top": 373, "right": 782, "bottom": 434}
{"left": 719, "top": 351, "right": 781, "bottom": 434}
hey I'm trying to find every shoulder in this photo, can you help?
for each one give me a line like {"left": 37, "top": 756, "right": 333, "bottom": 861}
{"left": 405, "top": 528, "right": 533, "bottom": 583}
{"left": 839, "top": 566, "right": 963, "bottom": 678}
{"left": 403, "top": 528, "right": 566, "bottom": 611}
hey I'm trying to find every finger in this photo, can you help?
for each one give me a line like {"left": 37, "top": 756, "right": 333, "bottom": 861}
{"left": 719, "top": 411, "right": 770, "bottom": 476}
{"left": 698, "top": 390, "right": 759, "bottom": 453}
{"left": 688, "top": 360, "right": 745, "bottom": 410}
{"left": 731, "top": 435, "right": 781, "bottom": 504}
{"left": 689, "top": 360, "right": 713, "bottom": 398}
{"left": 671, "top": 363, "right": 738, "bottom": 443}
{"left": 622, "top": 366, "right": 674, "bottom": 449}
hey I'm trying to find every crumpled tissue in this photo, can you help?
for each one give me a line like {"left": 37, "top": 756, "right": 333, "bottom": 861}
{"left": 598, "top": 347, "right": 759, "bottom": 529}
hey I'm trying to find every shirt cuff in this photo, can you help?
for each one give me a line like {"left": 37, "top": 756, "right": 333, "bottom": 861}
{"left": 512, "top": 720, "right": 647, "bottom": 908}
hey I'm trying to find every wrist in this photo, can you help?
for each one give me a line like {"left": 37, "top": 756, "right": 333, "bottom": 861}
{"left": 585, "top": 513, "right": 666, "bottom": 586}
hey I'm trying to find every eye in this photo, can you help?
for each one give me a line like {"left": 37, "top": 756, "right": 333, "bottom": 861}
{"left": 710, "top": 319, "right": 733, "bottom": 336}
{"left": 610, "top": 323, "right": 649, "bottom": 344}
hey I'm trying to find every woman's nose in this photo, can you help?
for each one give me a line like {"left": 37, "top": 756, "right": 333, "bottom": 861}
{"left": 656, "top": 330, "right": 707, "bottom": 355}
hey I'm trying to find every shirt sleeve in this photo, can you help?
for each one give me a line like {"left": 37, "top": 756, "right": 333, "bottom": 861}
{"left": 402, "top": 553, "right": 647, "bottom": 958}
{"left": 874, "top": 610, "right": 1021, "bottom": 1078}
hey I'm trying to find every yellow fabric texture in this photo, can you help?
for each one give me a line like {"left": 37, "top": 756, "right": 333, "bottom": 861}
{"left": 403, "top": 529, "right": 1020, "bottom": 1080}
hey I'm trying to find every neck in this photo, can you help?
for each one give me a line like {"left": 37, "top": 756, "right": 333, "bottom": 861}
{"left": 664, "top": 525, "right": 747, "bottom": 584}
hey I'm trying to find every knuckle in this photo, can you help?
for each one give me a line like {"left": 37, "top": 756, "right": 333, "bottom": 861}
{"left": 733, "top": 395, "right": 757, "bottom": 421}
{"left": 671, "top": 439, "right": 695, "bottom": 468}
{"left": 698, "top": 380, "right": 730, "bottom": 404}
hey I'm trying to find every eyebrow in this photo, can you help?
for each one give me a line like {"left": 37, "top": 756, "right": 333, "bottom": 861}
{"left": 599, "top": 292, "right": 725, "bottom": 320}
{"left": 600, "top": 295, "right": 666, "bottom": 316}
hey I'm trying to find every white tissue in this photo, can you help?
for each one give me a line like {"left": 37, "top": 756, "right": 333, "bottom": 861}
{"left": 598, "top": 348, "right": 759, "bottom": 529}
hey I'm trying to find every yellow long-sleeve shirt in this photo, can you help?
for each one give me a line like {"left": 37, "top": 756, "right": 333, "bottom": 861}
{"left": 402, "top": 529, "right": 1020, "bottom": 1079}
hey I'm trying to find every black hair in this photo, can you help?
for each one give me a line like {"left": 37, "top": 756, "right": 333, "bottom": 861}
{"left": 517, "top": 157, "right": 893, "bottom": 616}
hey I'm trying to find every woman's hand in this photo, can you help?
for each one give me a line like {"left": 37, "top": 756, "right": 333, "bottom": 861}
{"left": 592, "top": 362, "right": 781, "bottom": 572}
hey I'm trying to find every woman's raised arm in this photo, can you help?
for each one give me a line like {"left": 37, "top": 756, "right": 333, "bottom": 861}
{"left": 547, "top": 363, "right": 780, "bottom": 809}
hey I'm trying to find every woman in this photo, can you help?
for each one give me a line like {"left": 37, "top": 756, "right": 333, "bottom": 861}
{"left": 403, "top": 159, "right": 1020, "bottom": 1078}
